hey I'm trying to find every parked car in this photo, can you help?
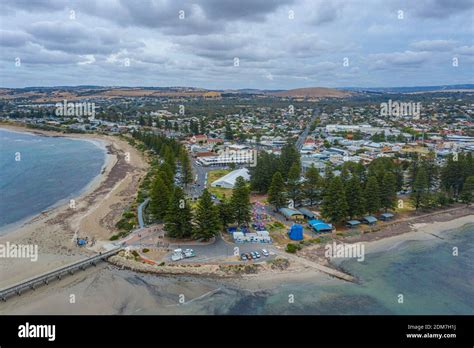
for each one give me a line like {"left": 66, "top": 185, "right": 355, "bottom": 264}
{"left": 261, "top": 249, "right": 269, "bottom": 257}
{"left": 240, "top": 253, "right": 248, "bottom": 261}
{"left": 245, "top": 253, "right": 252, "bottom": 260}
{"left": 250, "top": 252, "right": 257, "bottom": 259}
{"left": 254, "top": 251, "right": 261, "bottom": 258}
{"left": 183, "top": 248, "right": 196, "bottom": 258}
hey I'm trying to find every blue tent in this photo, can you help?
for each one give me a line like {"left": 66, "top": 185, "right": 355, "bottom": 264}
{"left": 288, "top": 224, "right": 304, "bottom": 240}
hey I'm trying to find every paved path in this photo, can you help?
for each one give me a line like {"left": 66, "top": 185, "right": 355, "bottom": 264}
{"left": 137, "top": 198, "right": 150, "bottom": 229}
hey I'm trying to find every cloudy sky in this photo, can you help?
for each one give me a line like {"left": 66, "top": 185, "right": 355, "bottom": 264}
{"left": 0, "top": 0, "right": 473, "bottom": 89}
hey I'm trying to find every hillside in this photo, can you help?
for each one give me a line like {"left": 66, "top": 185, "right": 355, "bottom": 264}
{"left": 268, "top": 87, "right": 354, "bottom": 98}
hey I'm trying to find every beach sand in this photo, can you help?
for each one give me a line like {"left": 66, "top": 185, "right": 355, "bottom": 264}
{"left": 0, "top": 125, "right": 148, "bottom": 289}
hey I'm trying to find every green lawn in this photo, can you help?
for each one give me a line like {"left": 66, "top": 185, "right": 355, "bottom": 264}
{"left": 207, "top": 169, "right": 233, "bottom": 200}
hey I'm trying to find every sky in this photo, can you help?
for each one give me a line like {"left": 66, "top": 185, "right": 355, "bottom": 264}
{"left": 0, "top": 0, "right": 473, "bottom": 89}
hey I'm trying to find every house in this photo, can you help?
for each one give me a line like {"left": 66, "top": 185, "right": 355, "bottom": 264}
{"left": 298, "top": 207, "right": 318, "bottom": 219}
{"left": 379, "top": 213, "right": 394, "bottom": 221}
{"left": 362, "top": 216, "right": 378, "bottom": 225}
{"left": 189, "top": 134, "right": 208, "bottom": 144}
{"left": 346, "top": 220, "right": 361, "bottom": 228}
{"left": 279, "top": 208, "right": 304, "bottom": 221}
{"left": 308, "top": 219, "right": 333, "bottom": 233}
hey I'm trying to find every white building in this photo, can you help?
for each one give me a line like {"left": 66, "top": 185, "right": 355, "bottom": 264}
{"left": 211, "top": 168, "right": 250, "bottom": 189}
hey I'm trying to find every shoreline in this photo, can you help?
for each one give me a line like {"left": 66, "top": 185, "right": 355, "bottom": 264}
{"left": 104, "top": 213, "right": 473, "bottom": 286}
{"left": 1, "top": 122, "right": 472, "bottom": 291}
{"left": 0, "top": 124, "right": 148, "bottom": 289}
{"left": 0, "top": 127, "right": 115, "bottom": 236}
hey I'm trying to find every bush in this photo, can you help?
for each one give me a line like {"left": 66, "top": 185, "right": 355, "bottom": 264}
{"left": 142, "top": 248, "right": 150, "bottom": 253}
{"left": 286, "top": 243, "right": 302, "bottom": 253}
{"left": 123, "top": 211, "right": 135, "bottom": 219}
{"left": 110, "top": 234, "right": 119, "bottom": 241}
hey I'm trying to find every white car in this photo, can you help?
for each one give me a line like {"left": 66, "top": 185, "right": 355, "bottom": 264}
{"left": 183, "top": 249, "right": 196, "bottom": 258}
{"left": 261, "top": 249, "right": 269, "bottom": 257}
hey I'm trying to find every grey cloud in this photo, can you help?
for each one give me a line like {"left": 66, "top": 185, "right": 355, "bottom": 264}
{"left": 410, "top": 40, "right": 457, "bottom": 51}
{"left": 0, "top": 30, "right": 31, "bottom": 47}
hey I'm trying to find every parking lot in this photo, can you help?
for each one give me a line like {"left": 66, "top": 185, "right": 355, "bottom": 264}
{"left": 165, "top": 234, "right": 276, "bottom": 263}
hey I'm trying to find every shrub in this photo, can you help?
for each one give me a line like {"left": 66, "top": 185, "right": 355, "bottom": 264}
{"left": 142, "top": 248, "right": 150, "bottom": 253}
{"left": 286, "top": 243, "right": 302, "bottom": 253}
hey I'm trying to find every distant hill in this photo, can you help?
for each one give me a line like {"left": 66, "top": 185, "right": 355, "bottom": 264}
{"left": 341, "top": 84, "right": 474, "bottom": 93}
{"left": 267, "top": 87, "right": 355, "bottom": 98}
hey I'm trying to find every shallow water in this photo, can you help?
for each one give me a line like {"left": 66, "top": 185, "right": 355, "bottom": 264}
{"left": 0, "top": 128, "right": 106, "bottom": 230}
{"left": 2, "top": 224, "right": 472, "bottom": 315}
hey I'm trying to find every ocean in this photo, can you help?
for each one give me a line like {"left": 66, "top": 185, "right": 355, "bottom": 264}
{"left": 2, "top": 223, "right": 472, "bottom": 315}
{"left": 0, "top": 128, "right": 106, "bottom": 232}
{"left": 0, "top": 128, "right": 472, "bottom": 315}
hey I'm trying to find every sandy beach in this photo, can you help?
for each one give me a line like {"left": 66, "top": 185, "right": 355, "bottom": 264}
{"left": 0, "top": 124, "right": 148, "bottom": 288}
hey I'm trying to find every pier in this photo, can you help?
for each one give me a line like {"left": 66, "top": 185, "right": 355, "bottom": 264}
{"left": 0, "top": 247, "right": 122, "bottom": 302}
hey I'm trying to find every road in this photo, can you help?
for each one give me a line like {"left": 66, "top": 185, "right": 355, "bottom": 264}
{"left": 295, "top": 107, "right": 319, "bottom": 150}
{"left": 137, "top": 198, "right": 150, "bottom": 229}
{"left": 186, "top": 161, "right": 227, "bottom": 199}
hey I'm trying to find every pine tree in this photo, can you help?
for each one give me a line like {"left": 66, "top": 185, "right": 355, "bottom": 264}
{"left": 193, "top": 189, "right": 221, "bottom": 240}
{"left": 380, "top": 172, "right": 397, "bottom": 212}
{"left": 460, "top": 176, "right": 474, "bottom": 205}
{"left": 303, "top": 165, "right": 321, "bottom": 206}
{"left": 180, "top": 152, "right": 193, "bottom": 187}
{"left": 249, "top": 152, "right": 279, "bottom": 193}
{"left": 148, "top": 175, "right": 171, "bottom": 221}
{"left": 365, "top": 175, "right": 381, "bottom": 214}
{"left": 218, "top": 196, "right": 234, "bottom": 228}
{"left": 345, "top": 176, "right": 365, "bottom": 219}
{"left": 410, "top": 167, "right": 429, "bottom": 210}
{"left": 230, "top": 176, "right": 251, "bottom": 226}
{"left": 279, "top": 142, "right": 300, "bottom": 180}
{"left": 164, "top": 187, "right": 193, "bottom": 239}
{"left": 321, "top": 176, "right": 348, "bottom": 224}
{"left": 286, "top": 162, "right": 301, "bottom": 205}
{"left": 268, "top": 171, "right": 286, "bottom": 210}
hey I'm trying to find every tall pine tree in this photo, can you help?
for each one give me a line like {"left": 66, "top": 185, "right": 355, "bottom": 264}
{"left": 345, "top": 176, "right": 365, "bottom": 219}
{"left": 231, "top": 176, "right": 251, "bottom": 226}
{"left": 286, "top": 162, "right": 302, "bottom": 206}
{"left": 164, "top": 187, "right": 193, "bottom": 239}
{"left": 410, "top": 167, "right": 430, "bottom": 210}
{"left": 149, "top": 175, "right": 171, "bottom": 221}
{"left": 303, "top": 165, "right": 321, "bottom": 206}
{"left": 365, "top": 175, "right": 381, "bottom": 214}
{"left": 321, "top": 176, "right": 348, "bottom": 224}
{"left": 193, "top": 189, "right": 221, "bottom": 240}
{"left": 380, "top": 172, "right": 397, "bottom": 212}
{"left": 268, "top": 171, "right": 287, "bottom": 210}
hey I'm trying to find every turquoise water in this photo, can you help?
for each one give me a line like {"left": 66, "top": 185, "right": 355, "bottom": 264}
{"left": 214, "top": 223, "right": 474, "bottom": 314}
{"left": 0, "top": 128, "right": 106, "bottom": 230}
{"left": 94, "top": 223, "right": 473, "bottom": 315}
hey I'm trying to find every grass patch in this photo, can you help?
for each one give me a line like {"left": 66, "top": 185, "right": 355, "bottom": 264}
{"left": 207, "top": 169, "right": 233, "bottom": 200}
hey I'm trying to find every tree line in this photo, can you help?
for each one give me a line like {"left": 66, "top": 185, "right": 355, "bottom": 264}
{"left": 254, "top": 149, "right": 474, "bottom": 225}
{"left": 132, "top": 131, "right": 252, "bottom": 240}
